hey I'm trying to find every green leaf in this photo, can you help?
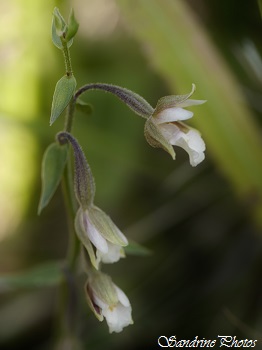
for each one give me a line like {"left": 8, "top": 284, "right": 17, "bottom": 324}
{"left": 54, "top": 7, "right": 67, "bottom": 30}
{"left": 38, "top": 142, "right": 68, "bottom": 214}
{"left": 50, "top": 75, "right": 76, "bottom": 125}
{"left": 52, "top": 14, "right": 63, "bottom": 49}
{"left": 52, "top": 8, "right": 74, "bottom": 49}
{"left": 0, "top": 261, "right": 64, "bottom": 293}
{"left": 52, "top": 8, "right": 66, "bottom": 49}
{"left": 125, "top": 240, "right": 152, "bottom": 256}
{"left": 65, "top": 9, "right": 79, "bottom": 42}
{"left": 76, "top": 99, "right": 93, "bottom": 115}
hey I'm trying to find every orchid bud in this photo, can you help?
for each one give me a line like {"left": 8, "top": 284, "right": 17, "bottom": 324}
{"left": 56, "top": 132, "right": 95, "bottom": 208}
{"left": 65, "top": 9, "right": 79, "bottom": 42}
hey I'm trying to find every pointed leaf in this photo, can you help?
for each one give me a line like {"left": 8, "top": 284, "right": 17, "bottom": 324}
{"left": 65, "top": 9, "right": 79, "bottom": 42}
{"left": 52, "top": 14, "right": 63, "bottom": 49}
{"left": 52, "top": 8, "right": 67, "bottom": 49}
{"left": 52, "top": 8, "right": 74, "bottom": 49}
{"left": 0, "top": 261, "right": 64, "bottom": 293}
{"left": 50, "top": 75, "right": 76, "bottom": 125}
{"left": 53, "top": 7, "right": 67, "bottom": 31}
{"left": 124, "top": 240, "right": 152, "bottom": 256}
{"left": 38, "top": 142, "right": 68, "bottom": 214}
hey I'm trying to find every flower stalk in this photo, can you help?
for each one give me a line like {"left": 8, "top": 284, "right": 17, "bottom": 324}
{"left": 39, "top": 6, "right": 207, "bottom": 339}
{"left": 74, "top": 83, "right": 154, "bottom": 118}
{"left": 62, "top": 40, "right": 73, "bottom": 77}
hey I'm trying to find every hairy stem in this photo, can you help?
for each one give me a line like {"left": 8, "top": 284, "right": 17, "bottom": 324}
{"left": 62, "top": 40, "right": 73, "bottom": 76}
{"left": 74, "top": 83, "right": 154, "bottom": 118}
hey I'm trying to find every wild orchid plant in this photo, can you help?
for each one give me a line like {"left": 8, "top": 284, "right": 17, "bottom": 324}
{"left": 38, "top": 8, "right": 206, "bottom": 335}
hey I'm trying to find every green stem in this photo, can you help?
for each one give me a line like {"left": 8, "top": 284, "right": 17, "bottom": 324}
{"left": 56, "top": 109, "right": 80, "bottom": 347}
{"left": 53, "top": 18, "right": 81, "bottom": 348}
{"left": 61, "top": 150, "right": 79, "bottom": 269}
{"left": 64, "top": 99, "right": 76, "bottom": 133}
{"left": 59, "top": 36, "right": 79, "bottom": 271}
{"left": 74, "top": 83, "right": 154, "bottom": 118}
{"left": 61, "top": 41, "right": 76, "bottom": 134}
{"left": 62, "top": 40, "right": 73, "bottom": 76}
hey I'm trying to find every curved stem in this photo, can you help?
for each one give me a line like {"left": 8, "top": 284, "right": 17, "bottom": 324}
{"left": 74, "top": 83, "right": 154, "bottom": 118}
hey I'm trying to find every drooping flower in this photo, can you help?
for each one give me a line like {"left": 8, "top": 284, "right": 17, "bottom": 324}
{"left": 144, "top": 84, "right": 206, "bottom": 166}
{"left": 57, "top": 132, "right": 128, "bottom": 269}
{"left": 85, "top": 270, "right": 133, "bottom": 333}
{"left": 75, "top": 205, "right": 127, "bottom": 269}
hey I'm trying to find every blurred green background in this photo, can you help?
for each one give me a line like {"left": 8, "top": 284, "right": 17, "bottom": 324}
{"left": 1, "top": 0, "right": 262, "bottom": 349}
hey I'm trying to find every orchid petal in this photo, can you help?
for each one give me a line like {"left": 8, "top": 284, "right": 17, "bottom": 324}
{"left": 178, "top": 99, "right": 207, "bottom": 108}
{"left": 114, "top": 285, "right": 130, "bottom": 307}
{"left": 82, "top": 210, "right": 108, "bottom": 253}
{"left": 158, "top": 124, "right": 205, "bottom": 166}
{"left": 155, "top": 107, "right": 193, "bottom": 124}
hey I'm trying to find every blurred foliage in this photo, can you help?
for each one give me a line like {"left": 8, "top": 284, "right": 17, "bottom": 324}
{"left": 0, "top": 0, "right": 262, "bottom": 349}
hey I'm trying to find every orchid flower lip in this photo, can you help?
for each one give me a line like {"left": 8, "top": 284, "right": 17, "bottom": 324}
{"left": 158, "top": 123, "right": 206, "bottom": 167}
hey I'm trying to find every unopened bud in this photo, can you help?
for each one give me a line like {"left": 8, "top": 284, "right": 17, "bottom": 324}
{"left": 56, "top": 132, "right": 95, "bottom": 207}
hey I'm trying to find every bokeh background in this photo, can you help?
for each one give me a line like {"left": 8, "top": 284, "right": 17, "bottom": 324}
{"left": 1, "top": 0, "right": 262, "bottom": 349}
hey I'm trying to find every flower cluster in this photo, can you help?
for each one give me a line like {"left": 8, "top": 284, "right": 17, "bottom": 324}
{"left": 46, "top": 6, "right": 207, "bottom": 339}
{"left": 57, "top": 131, "right": 132, "bottom": 333}
{"left": 55, "top": 83, "right": 206, "bottom": 334}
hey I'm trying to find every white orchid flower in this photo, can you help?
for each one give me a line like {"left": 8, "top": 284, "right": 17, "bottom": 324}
{"left": 85, "top": 271, "right": 133, "bottom": 333}
{"left": 75, "top": 206, "right": 127, "bottom": 269}
{"left": 144, "top": 84, "right": 206, "bottom": 166}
